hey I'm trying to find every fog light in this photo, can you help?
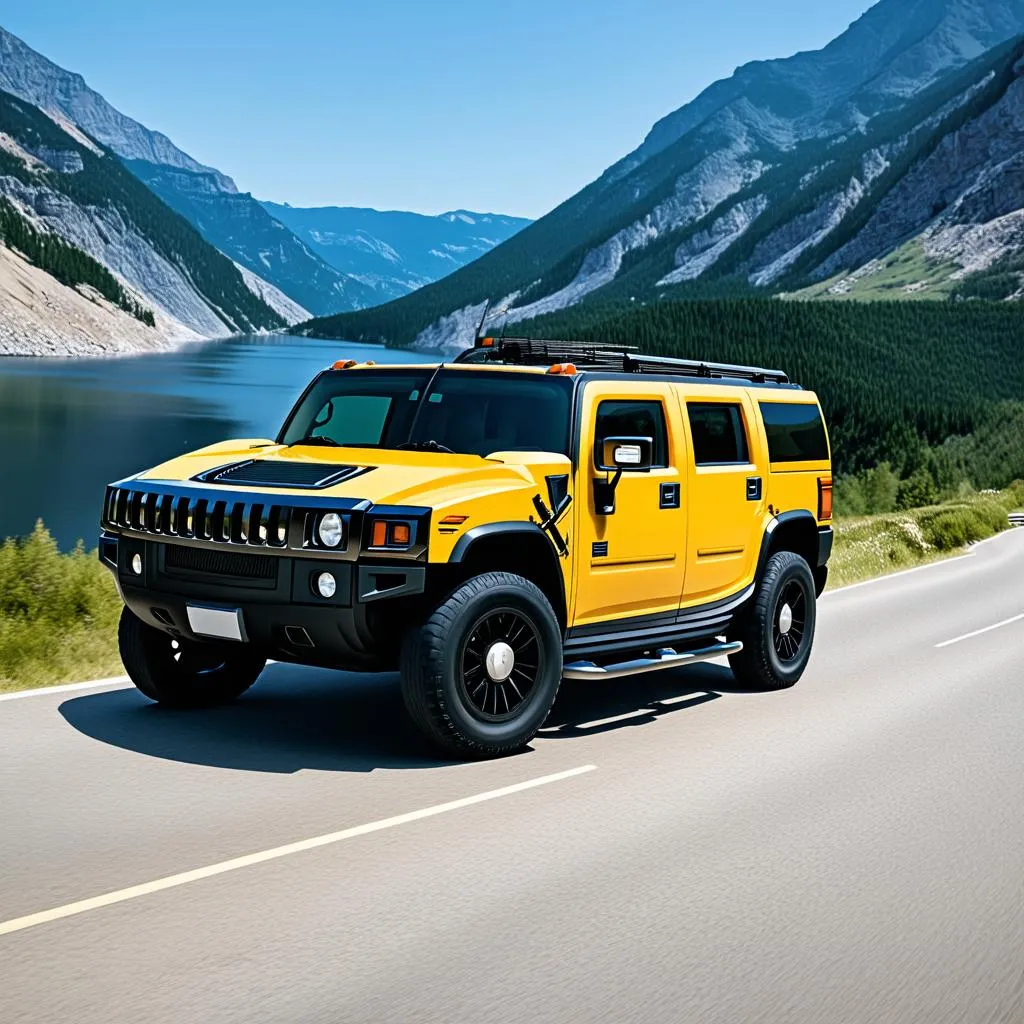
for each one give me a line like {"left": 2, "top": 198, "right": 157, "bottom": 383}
{"left": 131, "top": 553, "right": 143, "bottom": 575}
{"left": 318, "top": 513, "right": 343, "bottom": 548}
{"left": 316, "top": 572, "right": 337, "bottom": 599}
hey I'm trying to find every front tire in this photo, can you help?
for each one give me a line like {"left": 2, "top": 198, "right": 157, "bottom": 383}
{"left": 118, "top": 607, "right": 265, "bottom": 708}
{"left": 728, "top": 551, "right": 817, "bottom": 691}
{"left": 400, "top": 573, "right": 563, "bottom": 759}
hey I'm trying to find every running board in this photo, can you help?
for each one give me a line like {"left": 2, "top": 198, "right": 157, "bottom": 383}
{"left": 563, "top": 640, "right": 742, "bottom": 681}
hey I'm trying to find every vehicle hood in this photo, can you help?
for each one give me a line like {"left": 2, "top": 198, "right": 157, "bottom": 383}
{"left": 137, "top": 439, "right": 571, "bottom": 510}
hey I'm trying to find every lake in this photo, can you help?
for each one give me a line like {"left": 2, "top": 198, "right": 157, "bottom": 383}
{"left": 0, "top": 335, "right": 434, "bottom": 549}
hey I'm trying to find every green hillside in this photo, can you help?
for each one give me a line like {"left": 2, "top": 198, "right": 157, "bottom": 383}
{"left": 480, "top": 297, "right": 1024, "bottom": 488}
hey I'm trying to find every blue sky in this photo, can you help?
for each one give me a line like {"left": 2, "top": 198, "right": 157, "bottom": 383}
{"left": 4, "top": 0, "right": 874, "bottom": 218}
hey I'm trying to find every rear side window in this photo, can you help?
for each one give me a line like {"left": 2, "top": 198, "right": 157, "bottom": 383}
{"left": 687, "top": 403, "right": 749, "bottom": 466}
{"left": 760, "top": 402, "right": 830, "bottom": 463}
{"left": 595, "top": 400, "right": 669, "bottom": 468}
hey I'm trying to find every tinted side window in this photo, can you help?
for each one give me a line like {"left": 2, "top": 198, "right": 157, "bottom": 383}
{"left": 595, "top": 401, "right": 669, "bottom": 468}
{"left": 687, "top": 403, "right": 749, "bottom": 466}
{"left": 759, "top": 402, "right": 830, "bottom": 463}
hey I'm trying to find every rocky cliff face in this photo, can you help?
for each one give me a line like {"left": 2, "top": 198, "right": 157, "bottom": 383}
{"left": 0, "top": 27, "right": 234, "bottom": 190}
{"left": 0, "top": 26, "right": 363, "bottom": 317}
{"left": 0, "top": 85, "right": 284, "bottom": 353}
{"left": 304, "top": 0, "right": 1024, "bottom": 350}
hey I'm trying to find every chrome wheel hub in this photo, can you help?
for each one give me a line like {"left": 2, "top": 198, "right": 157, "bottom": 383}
{"left": 778, "top": 603, "right": 794, "bottom": 636}
{"left": 485, "top": 641, "right": 516, "bottom": 682}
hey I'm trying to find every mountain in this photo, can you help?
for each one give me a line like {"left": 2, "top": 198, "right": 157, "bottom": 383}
{"left": 298, "top": 0, "right": 1024, "bottom": 349}
{"left": 0, "top": 85, "right": 284, "bottom": 354}
{"left": 261, "top": 203, "right": 530, "bottom": 304}
{"left": 0, "top": 25, "right": 365, "bottom": 318}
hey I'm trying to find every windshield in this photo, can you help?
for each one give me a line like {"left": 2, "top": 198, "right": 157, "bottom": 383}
{"left": 279, "top": 369, "right": 574, "bottom": 457}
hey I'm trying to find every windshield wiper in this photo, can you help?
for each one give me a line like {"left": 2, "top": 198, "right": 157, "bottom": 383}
{"left": 290, "top": 435, "right": 341, "bottom": 447}
{"left": 397, "top": 439, "right": 456, "bottom": 454}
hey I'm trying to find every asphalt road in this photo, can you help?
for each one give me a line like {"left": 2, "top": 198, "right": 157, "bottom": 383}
{"left": 1, "top": 531, "right": 1022, "bottom": 1024}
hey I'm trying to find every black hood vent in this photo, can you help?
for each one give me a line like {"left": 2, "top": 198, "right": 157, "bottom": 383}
{"left": 194, "top": 459, "right": 368, "bottom": 490}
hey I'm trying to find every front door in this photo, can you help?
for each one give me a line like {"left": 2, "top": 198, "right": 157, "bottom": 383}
{"left": 572, "top": 383, "right": 687, "bottom": 630}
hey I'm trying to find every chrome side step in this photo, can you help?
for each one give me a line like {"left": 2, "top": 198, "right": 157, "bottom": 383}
{"left": 563, "top": 640, "right": 742, "bottom": 681}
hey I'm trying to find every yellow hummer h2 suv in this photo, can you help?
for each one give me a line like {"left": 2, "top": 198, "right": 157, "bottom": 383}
{"left": 100, "top": 337, "right": 833, "bottom": 759}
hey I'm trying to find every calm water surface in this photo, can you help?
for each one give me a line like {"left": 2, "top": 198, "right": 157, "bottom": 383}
{"left": 0, "top": 336, "right": 433, "bottom": 548}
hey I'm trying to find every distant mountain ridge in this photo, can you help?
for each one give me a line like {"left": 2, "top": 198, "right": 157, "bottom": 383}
{"left": 0, "top": 25, "right": 532, "bottom": 320}
{"left": 300, "top": 0, "right": 1024, "bottom": 350}
{"left": 262, "top": 202, "right": 530, "bottom": 304}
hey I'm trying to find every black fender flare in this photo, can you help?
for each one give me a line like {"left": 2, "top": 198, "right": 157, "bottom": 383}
{"left": 448, "top": 522, "right": 567, "bottom": 625}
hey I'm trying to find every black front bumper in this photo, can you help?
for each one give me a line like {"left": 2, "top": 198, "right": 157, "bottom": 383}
{"left": 102, "top": 533, "right": 425, "bottom": 670}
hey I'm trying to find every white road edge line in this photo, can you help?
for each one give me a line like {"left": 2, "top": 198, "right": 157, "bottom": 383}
{"left": 0, "top": 676, "right": 130, "bottom": 702}
{"left": 935, "top": 613, "right": 1024, "bottom": 649}
{"left": 0, "top": 764, "right": 597, "bottom": 939}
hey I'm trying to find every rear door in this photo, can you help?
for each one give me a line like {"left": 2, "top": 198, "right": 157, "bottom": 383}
{"left": 678, "top": 388, "right": 767, "bottom": 605}
{"left": 571, "top": 382, "right": 687, "bottom": 629}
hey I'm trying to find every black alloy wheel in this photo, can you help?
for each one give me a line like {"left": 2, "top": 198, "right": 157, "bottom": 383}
{"left": 459, "top": 608, "right": 541, "bottom": 722}
{"left": 772, "top": 578, "right": 808, "bottom": 663}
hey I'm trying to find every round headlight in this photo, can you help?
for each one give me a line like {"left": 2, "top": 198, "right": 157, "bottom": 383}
{"left": 131, "top": 553, "right": 143, "bottom": 575}
{"left": 318, "top": 513, "right": 343, "bottom": 548}
{"left": 316, "top": 572, "right": 337, "bottom": 599}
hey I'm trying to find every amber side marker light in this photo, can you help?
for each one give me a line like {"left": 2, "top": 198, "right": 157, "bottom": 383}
{"left": 548, "top": 363, "right": 577, "bottom": 376}
{"left": 440, "top": 515, "right": 469, "bottom": 526}
{"left": 819, "top": 478, "right": 834, "bottom": 522}
{"left": 333, "top": 359, "right": 358, "bottom": 370}
{"left": 480, "top": 337, "right": 495, "bottom": 348}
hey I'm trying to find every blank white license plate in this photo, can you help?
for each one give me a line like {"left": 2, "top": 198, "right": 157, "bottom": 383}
{"left": 186, "top": 605, "right": 244, "bottom": 642}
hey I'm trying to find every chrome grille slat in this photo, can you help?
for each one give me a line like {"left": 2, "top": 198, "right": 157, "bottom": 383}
{"left": 101, "top": 484, "right": 355, "bottom": 554}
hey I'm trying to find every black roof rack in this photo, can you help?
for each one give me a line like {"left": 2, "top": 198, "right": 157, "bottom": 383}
{"left": 455, "top": 336, "right": 793, "bottom": 387}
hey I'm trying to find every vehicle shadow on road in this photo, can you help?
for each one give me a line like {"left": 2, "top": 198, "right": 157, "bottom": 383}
{"left": 58, "top": 661, "right": 767, "bottom": 773}
{"left": 58, "top": 663, "right": 446, "bottom": 775}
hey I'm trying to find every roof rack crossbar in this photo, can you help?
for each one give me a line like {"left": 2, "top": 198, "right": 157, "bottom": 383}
{"left": 455, "top": 335, "right": 791, "bottom": 386}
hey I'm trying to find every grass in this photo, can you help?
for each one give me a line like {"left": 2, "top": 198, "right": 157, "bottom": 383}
{"left": 830, "top": 482, "right": 1024, "bottom": 588}
{"left": 787, "top": 238, "right": 960, "bottom": 303}
{"left": 2, "top": 484, "right": 1022, "bottom": 693}
{"left": 0, "top": 523, "right": 123, "bottom": 693}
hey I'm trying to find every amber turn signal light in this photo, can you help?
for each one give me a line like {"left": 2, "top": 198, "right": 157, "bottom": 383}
{"left": 369, "top": 519, "right": 414, "bottom": 549}
{"left": 819, "top": 478, "right": 834, "bottom": 522}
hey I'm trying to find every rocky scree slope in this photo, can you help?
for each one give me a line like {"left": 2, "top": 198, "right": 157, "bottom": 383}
{"left": 298, "top": 0, "right": 1024, "bottom": 351}
{"left": 0, "top": 86, "right": 284, "bottom": 353}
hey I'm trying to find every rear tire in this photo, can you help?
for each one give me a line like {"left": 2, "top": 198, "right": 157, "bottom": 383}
{"left": 728, "top": 551, "right": 816, "bottom": 691}
{"left": 400, "top": 573, "right": 562, "bottom": 759}
{"left": 118, "top": 607, "right": 265, "bottom": 708}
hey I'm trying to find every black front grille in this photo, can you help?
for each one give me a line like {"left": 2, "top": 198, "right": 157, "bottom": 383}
{"left": 103, "top": 485, "right": 294, "bottom": 548}
{"left": 195, "top": 459, "right": 362, "bottom": 489}
{"left": 164, "top": 543, "right": 277, "bottom": 581}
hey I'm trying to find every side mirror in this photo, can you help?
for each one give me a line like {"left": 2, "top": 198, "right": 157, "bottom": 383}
{"left": 597, "top": 437, "right": 654, "bottom": 473}
{"left": 594, "top": 436, "right": 654, "bottom": 516}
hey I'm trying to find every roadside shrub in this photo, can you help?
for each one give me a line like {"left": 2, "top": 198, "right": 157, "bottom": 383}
{"left": 0, "top": 522, "right": 122, "bottom": 691}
